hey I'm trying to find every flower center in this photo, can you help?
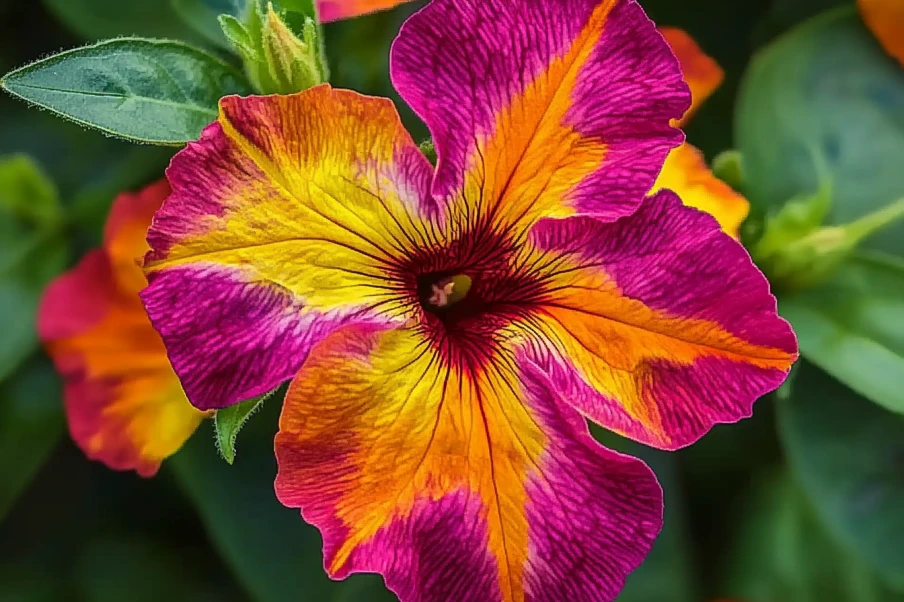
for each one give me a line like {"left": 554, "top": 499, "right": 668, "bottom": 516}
{"left": 399, "top": 230, "right": 545, "bottom": 369}
{"left": 418, "top": 273, "right": 472, "bottom": 311}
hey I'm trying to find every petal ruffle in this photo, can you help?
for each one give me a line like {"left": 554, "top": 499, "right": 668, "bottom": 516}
{"left": 39, "top": 247, "right": 204, "bottom": 477}
{"left": 318, "top": 0, "right": 413, "bottom": 22}
{"left": 275, "top": 323, "right": 661, "bottom": 602}
{"left": 659, "top": 27, "right": 723, "bottom": 127}
{"left": 391, "top": 0, "right": 689, "bottom": 228}
{"left": 652, "top": 142, "right": 748, "bottom": 238}
{"left": 525, "top": 190, "right": 797, "bottom": 450}
{"left": 859, "top": 0, "right": 904, "bottom": 66}
{"left": 142, "top": 86, "right": 436, "bottom": 410}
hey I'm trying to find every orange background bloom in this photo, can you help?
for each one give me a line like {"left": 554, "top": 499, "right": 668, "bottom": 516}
{"left": 38, "top": 181, "right": 206, "bottom": 477}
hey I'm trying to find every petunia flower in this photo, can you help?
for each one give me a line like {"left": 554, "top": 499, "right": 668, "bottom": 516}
{"left": 141, "top": 0, "right": 798, "bottom": 600}
{"left": 651, "top": 27, "right": 749, "bottom": 238}
{"left": 858, "top": 0, "right": 904, "bottom": 66}
{"left": 38, "top": 181, "right": 208, "bottom": 477}
{"left": 318, "top": 0, "right": 414, "bottom": 22}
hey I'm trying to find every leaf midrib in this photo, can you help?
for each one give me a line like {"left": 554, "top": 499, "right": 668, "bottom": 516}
{"left": 1, "top": 81, "right": 217, "bottom": 117}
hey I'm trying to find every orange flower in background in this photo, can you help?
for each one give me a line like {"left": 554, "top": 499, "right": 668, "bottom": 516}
{"left": 318, "top": 0, "right": 413, "bottom": 22}
{"left": 38, "top": 181, "right": 207, "bottom": 477}
{"left": 859, "top": 0, "right": 904, "bottom": 66}
{"left": 653, "top": 27, "right": 750, "bottom": 238}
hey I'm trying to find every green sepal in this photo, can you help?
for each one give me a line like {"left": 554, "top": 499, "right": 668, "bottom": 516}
{"left": 213, "top": 389, "right": 278, "bottom": 464}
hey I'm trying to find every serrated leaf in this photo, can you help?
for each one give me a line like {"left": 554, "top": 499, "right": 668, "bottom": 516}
{"left": 778, "top": 361, "right": 904, "bottom": 590}
{"left": 736, "top": 7, "right": 904, "bottom": 255}
{"left": 781, "top": 251, "right": 904, "bottom": 414}
{"left": 1, "top": 38, "right": 250, "bottom": 145}
{"left": 214, "top": 390, "right": 274, "bottom": 464}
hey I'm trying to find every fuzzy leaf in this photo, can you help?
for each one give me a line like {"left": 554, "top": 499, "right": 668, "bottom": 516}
{"left": 1, "top": 38, "right": 250, "bottom": 145}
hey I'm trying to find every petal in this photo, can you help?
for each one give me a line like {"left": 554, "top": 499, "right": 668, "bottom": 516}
{"left": 318, "top": 0, "right": 414, "bottom": 22}
{"left": 391, "top": 0, "right": 689, "bottom": 228}
{"left": 38, "top": 250, "right": 205, "bottom": 477}
{"left": 141, "top": 85, "right": 435, "bottom": 410}
{"left": 275, "top": 323, "right": 662, "bottom": 602}
{"left": 651, "top": 142, "right": 749, "bottom": 238}
{"left": 104, "top": 179, "right": 170, "bottom": 293}
{"left": 526, "top": 190, "right": 797, "bottom": 450}
{"left": 859, "top": 0, "right": 904, "bottom": 66}
{"left": 659, "top": 27, "right": 723, "bottom": 127}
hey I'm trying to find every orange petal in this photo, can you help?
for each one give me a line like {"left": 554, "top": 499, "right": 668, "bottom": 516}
{"left": 652, "top": 142, "right": 749, "bottom": 238}
{"left": 659, "top": 27, "right": 724, "bottom": 126}
{"left": 859, "top": 0, "right": 904, "bottom": 66}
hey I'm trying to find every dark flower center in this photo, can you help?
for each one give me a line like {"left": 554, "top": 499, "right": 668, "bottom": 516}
{"left": 399, "top": 230, "right": 547, "bottom": 369}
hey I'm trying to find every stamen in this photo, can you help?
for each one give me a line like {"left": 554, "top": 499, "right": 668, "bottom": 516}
{"left": 425, "top": 274, "right": 472, "bottom": 309}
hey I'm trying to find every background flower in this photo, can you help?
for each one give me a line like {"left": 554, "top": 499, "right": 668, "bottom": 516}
{"left": 318, "top": 0, "right": 413, "bottom": 22}
{"left": 38, "top": 181, "right": 206, "bottom": 477}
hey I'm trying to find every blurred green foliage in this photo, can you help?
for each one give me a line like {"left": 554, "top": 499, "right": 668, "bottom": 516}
{"left": 2, "top": 0, "right": 904, "bottom": 601}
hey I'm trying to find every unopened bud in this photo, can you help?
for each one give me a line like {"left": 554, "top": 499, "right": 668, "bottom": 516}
{"left": 261, "top": 3, "right": 325, "bottom": 94}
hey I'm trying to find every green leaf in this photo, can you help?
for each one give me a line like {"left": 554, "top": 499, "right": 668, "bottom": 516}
{"left": 214, "top": 390, "right": 275, "bottom": 464}
{"left": 722, "top": 470, "right": 902, "bottom": 602}
{"left": 43, "top": 0, "right": 206, "bottom": 42}
{"left": 0, "top": 355, "right": 64, "bottom": 521}
{"left": 0, "top": 155, "right": 67, "bottom": 383}
{"left": 170, "top": 400, "right": 396, "bottom": 602}
{"left": 736, "top": 7, "right": 904, "bottom": 255}
{"left": 1, "top": 38, "right": 251, "bottom": 145}
{"left": 781, "top": 251, "right": 904, "bottom": 414}
{"left": 778, "top": 361, "right": 904, "bottom": 590}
